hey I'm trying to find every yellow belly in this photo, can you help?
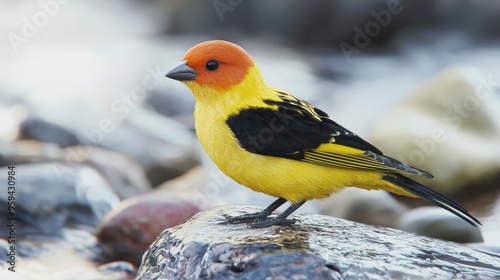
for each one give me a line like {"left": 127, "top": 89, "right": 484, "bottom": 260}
{"left": 194, "top": 108, "right": 408, "bottom": 203}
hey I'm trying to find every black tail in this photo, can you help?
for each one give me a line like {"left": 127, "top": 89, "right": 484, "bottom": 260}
{"left": 383, "top": 174, "right": 481, "bottom": 227}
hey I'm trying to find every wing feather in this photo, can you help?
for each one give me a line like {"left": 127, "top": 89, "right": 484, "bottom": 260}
{"left": 226, "top": 90, "right": 432, "bottom": 178}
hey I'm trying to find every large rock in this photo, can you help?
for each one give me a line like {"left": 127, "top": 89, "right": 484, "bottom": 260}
{"left": 62, "top": 145, "right": 153, "bottom": 200}
{"left": 97, "top": 191, "right": 201, "bottom": 266}
{"left": 0, "top": 161, "right": 139, "bottom": 278}
{"left": 369, "top": 66, "right": 500, "bottom": 195}
{"left": 136, "top": 206, "right": 500, "bottom": 279}
{"left": 0, "top": 162, "right": 120, "bottom": 236}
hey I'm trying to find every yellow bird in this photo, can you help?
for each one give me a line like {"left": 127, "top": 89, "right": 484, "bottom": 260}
{"left": 166, "top": 40, "right": 480, "bottom": 228}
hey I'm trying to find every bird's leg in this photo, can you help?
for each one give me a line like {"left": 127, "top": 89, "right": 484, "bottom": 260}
{"left": 249, "top": 201, "right": 306, "bottom": 228}
{"left": 225, "top": 197, "right": 287, "bottom": 224}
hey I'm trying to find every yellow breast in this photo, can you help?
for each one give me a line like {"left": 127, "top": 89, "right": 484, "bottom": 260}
{"left": 187, "top": 66, "right": 395, "bottom": 203}
{"left": 193, "top": 99, "right": 386, "bottom": 202}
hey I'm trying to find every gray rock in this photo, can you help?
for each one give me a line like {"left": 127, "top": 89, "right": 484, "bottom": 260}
{"left": 369, "top": 66, "right": 500, "bottom": 195}
{"left": 0, "top": 139, "right": 63, "bottom": 167}
{"left": 62, "top": 145, "right": 152, "bottom": 200}
{"left": 136, "top": 205, "right": 500, "bottom": 280}
{"left": 0, "top": 162, "right": 120, "bottom": 235}
{"left": 97, "top": 107, "right": 200, "bottom": 186}
{"left": 19, "top": 115, "right": 81, "bottom": 147}
{"left": 318, "top": 188, "right": 408, "bottom": 228}
{"left": 15, "top": 107, "right": 200, "bottom": 187}
{"left": 397, "top": 206, "right": 483, "bottom": 243}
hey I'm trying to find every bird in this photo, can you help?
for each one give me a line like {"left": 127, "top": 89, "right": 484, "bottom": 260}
{"left": 165, "top": 40, "right": 481, "bottom": 228}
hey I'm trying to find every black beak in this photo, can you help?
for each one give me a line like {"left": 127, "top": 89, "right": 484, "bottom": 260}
{"left": 165, "top": 61, "right": 197, "bottom": 81}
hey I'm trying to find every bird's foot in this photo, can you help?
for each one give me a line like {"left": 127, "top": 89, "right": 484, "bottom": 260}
{"left": 225, "top": 212, "right": 268, "bottom": 224}
{"left": 223, "top": 198, "right": 304, "bottom": 228}
{"left": 248, "top": 217, "right": 300, "bottom": 228}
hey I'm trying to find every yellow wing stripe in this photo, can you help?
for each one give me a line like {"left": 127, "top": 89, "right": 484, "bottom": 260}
{"left": 316, "top": 151, "right": 392, "bottom": 169}
{"left": 303, "top": 151, "right": 399, "bottom": 172}
{"left": 302, "top": 157, "right": 366, "bottom": 169}
{"left": 314, "top": 152, "right": 396, "bottom": 170}
{"left": 303, "top": 154, "right": 395, "bottom": 171}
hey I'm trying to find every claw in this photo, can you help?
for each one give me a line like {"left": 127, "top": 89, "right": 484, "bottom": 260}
{"left": 223, "top": 198, "right": 288, "bottom": 224}
{"left": 222, "top": 199, "right": 306, "bottom": 228}
{"left": 248, "top": 218, "right": 299, "bottom": 228}
{"left": 225, "top": 212, "right": 267, "bottom": 224}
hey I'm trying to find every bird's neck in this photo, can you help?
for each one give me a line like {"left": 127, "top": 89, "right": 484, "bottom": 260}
{"left": 189, "top": 66, "right": 266, "bottom": 116}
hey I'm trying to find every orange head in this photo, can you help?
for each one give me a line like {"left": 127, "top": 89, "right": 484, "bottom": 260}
{"left": 166, "top": 40, "right": 257, "bottom": 92}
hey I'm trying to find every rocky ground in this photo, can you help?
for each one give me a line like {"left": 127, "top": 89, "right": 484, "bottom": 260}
{"left": 1, "top": 1, "right": 500, "bottom": 279}
{"left": 137, "top": 206, "right": 500, "bottom": 280}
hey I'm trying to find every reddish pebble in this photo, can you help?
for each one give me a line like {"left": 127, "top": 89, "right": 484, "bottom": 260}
{"left": 97, "top": 191, "right": 201, "bottom": 265}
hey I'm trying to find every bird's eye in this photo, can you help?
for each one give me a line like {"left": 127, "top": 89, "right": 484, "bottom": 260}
{"left": 205, "top": 60, "right": 219, "bottom": 71}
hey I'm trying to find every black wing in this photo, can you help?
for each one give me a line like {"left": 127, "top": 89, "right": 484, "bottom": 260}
{"left": 225, "top": 91, "right": 433, "bottom": 178}
{"left": 225, "top": 92, "right": 381, "bottom": 158}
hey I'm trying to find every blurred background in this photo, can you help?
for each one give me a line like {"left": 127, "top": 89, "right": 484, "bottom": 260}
{"left": 1, "top": 0, "right": 499, "bottom": 278}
